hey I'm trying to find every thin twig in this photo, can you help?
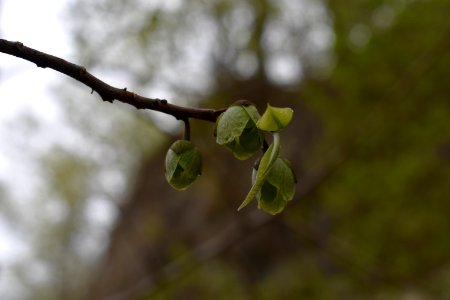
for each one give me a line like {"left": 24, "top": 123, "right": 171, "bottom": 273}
{"left": 182, "top": 118, "right": 191, "bottom": 141}
{"left": 0, "top": 39, "right": 226, "bottom": 122}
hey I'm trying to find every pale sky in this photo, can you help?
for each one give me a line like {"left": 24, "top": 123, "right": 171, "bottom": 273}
{"left": 0, "top": 0, "right": 71, "bottom": 297}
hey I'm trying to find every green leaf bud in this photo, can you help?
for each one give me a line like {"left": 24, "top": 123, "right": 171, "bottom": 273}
{"left": 257, "top": 158, "right": 296, "bottom": 215}
{"left": 257, "top": 104, "right": 294, "bottom": 132}
{"left": 165, "top": 140, "right": 202, "bottom": 190}
{"left": 216, "top": 105, "right": 263, "bottom": 160}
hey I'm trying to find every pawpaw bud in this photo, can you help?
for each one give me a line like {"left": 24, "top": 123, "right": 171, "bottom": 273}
{"left": 216, "top": 105, "right": 263, "bottom": 160}
{"left": 165, "top": 140, "right": 202, "bottom": 190}
{"left": 256, "top": 158, "right": 296, "bottom": 215}
{"left": 257, "top": 104, "right": 294, "bottom": 132}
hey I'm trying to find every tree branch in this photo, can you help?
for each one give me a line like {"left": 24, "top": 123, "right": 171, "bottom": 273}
{"left": 0, "top": 39, "right": 225, "bottom": 122}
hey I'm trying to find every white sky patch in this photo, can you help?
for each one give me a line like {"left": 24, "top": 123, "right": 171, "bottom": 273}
{"left": 0, "top": 217, "right": 31, "bottom": 298}
{"left": 2, "top": 1, "right": 70, "bottom": 52}
{"left": 1, "top": 0, "right": 71, "bottom": 120}
{"left": 265, "top": 54, "right": 303, "bottom": 86}
{"left": 0, "top": 0, "right": 73, "bottom": 204}
{"left": 0, "top": 218, "right": 30, "bottom": 263}
{"left": 0, "top": 0, "right": 72, "bottom": 296}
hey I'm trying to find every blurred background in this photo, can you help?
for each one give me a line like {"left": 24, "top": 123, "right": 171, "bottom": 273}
{"left": 1, "top": 0, "right": 450, "bottom": 299}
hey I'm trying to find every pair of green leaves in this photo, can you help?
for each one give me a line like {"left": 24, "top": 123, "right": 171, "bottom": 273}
{"left": 216, "top": 103, "right": 296, "bottom": 215}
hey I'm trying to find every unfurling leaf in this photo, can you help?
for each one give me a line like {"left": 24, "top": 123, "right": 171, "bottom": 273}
{"left": 237, "top": 132, "right": 281, "bottom": 211}
{"left": 257, "top": 158, "right": 296, "bottom": 215}
{"left": 165, "top": 140, "right": 202, "bottom": 190}
{"left": 216, "top": 105, "right": 263, "bottom": 160}
{"left": 257, "top": 104, "right": 294, "bottom": 132}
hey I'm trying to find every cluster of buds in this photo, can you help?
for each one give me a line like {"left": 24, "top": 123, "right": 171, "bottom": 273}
{"left": 165, "top": 101, "right": 296, "bottom": 215}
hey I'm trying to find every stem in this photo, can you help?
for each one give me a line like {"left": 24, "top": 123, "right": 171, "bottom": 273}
{"left": 183, "top": 119, "right": 191, "bottom": 141}
{"left": 264, "top": 132, "right": 280, "bottom": 176}
{"left": 0, "top": 39, "right": 226, "bottom": 122}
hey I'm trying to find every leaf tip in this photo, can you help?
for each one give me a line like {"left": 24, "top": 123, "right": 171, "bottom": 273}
{"left": 256, "top": 104, "right": 294, "bottom": 131}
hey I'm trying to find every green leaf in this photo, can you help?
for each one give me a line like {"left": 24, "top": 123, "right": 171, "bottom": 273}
{"left": 165, "top": 146, "right": 181, "bottom": 179}
{"left": 257, "top": 104, "right": 294, "bottom": 132}
{"left": 264, "top": 158, "right": 296, "bottom": 202}
{"left": 165, "top": 140, "right": 202, "bottom": 190}
{"left": 216, "top": 106, "right": 249, "bottom": 145}
{"left": 237, "top": 132, "right": 281, "bottom": 211}
{"left": 216, "top": 105, "right": 263, "bottom": 160}
{"left": 242, "top": 104, "right": 261, "bottom": 124}
{"left": 257, "top": 181, "right": 287, "bottom": 215}
{"left": 257, "top": 158, "right": 296, "bottom": 215}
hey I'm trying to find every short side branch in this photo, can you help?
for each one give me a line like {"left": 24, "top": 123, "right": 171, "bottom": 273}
{"left": 0, "top": 39, "right": 225, "bottom": 122}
